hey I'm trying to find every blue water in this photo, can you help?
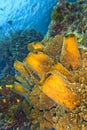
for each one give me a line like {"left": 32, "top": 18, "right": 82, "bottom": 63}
{"left": 0, "top": 0, "right": 58, "bottom": 36}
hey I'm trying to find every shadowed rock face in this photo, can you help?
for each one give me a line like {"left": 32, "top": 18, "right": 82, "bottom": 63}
{"left": 0, "top": 0, "right": 58, "bottom": 36}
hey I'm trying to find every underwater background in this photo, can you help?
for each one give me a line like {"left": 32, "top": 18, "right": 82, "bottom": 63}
{"left": 0, "top": 0, "right": 87, "bottom": 130}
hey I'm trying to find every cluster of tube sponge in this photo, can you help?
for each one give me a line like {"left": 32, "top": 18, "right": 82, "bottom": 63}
{"left": 14, "top": 34, "right": 82, "bottom": 110}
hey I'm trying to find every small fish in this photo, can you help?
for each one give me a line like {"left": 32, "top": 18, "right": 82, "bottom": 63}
{"left": 2, "top": 98, "right": 7, "bottom": 103}
{"left": 16, "top": 98, "right": 21, "bottom": 103}
{"left": 0, "top": 8, "right": 4, "bottom": 11}
{"left": 6, "top": 84, "right": 13, "bottom": 89}
{"left": 31, "top": 4, "right": 38, "bottom": 13}
{"left": 0, "top": 86, "right": 2, "bottom": 90}
{"left": 7, "top": 20, "right": 13, "bottom": 25}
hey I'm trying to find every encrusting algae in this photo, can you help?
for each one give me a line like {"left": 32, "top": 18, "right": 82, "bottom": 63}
{"left": 13, "top": 34, "right": 87, "bottom": 130}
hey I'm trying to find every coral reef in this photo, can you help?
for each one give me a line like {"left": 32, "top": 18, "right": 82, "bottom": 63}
{"left": 13, "top": 34, "right": 87, "bottom": 129}
{"left": 0, "top": 29, "right": 43, "bottom": 79}
{"left": 47, "top": 0, "right": 87, "bottom": 45}
{"left": 0, "top": 83, "right": 24, "bottom": 130}
{"left": 0, "top": 82, "right": 32, "bottom": 130}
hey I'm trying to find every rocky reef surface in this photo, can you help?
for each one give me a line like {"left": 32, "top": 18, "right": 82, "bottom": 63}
{"left": 13, "top": 34, "right": 87, "bottom": 130}
{"left": 47, "top": 0, "right": 87, "bottom": 46}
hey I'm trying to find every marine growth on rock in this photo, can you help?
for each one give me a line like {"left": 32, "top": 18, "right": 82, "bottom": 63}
{"left": 47, "top": 0, "right": 87, "bottom": 46}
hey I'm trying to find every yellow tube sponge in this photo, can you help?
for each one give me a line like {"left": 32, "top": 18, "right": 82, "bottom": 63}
{"left": 13, "top": 82, "right": 30, "bottom": 101}
{"left": 53, "top": 63, "right": 74, "bottom": 82}
{"left": 60, "top": 34, "right": 82, "bottom": 70}
{"left": 41, "top": 70, "right": 80, "bottom": 110}
{"left": 15, "top": 74, "right": 30, "bottom": 87}
{"left": 24, "top": 52, "right": 53, "bottom": 78}
{"left": 14, "top": 60, "right": 30, "bottom": 79}
{"left": 28, "top": 42, "right": 44, "bottom": 52}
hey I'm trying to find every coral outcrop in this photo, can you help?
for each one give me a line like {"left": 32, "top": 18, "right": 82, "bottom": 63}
{"left": 13, "top": 34, "right": 87, "bottom": 130}
{"left": 47, "top": 0, "right": 87, "bottom": 46}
